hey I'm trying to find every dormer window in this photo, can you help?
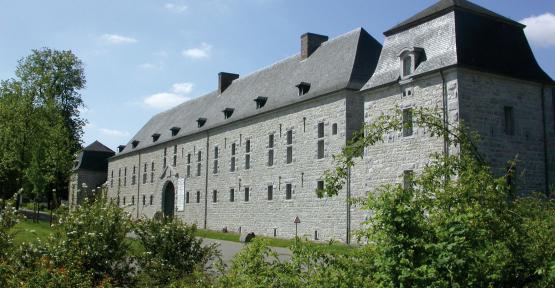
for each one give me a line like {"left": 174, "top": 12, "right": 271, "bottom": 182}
{"left": 151, "top": 133, "right": 161, "bottom": 142}
{"left": 399, "top": 47, "right": 425, "bottom": 80}
{"left": 223, "top": 108, "right": 234, "bottom": 119}
{"left": 254, "top": 96, "right": 268, "bottom": 109}
{"left": 296, "top": 82, "right": 310, "bottom": 96}
{"left": 170, "top": 127, "right": 180, "bottom": 136}
{"left": 131, "top": 140, "right": 140, "bottom": 149}
{"left": 117, "top": 145, "right": 126, "bottom": 153}
{"left": 197, "top": 117, "right": 207, "bottom": 128}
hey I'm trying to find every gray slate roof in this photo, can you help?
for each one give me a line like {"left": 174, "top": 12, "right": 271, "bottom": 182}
{"left": 74, "top": 141, "right": 115, "bottom": 171}
{"left": 364, "top": 0, "right": 553, "bottom": 90}
{"left": 384, "top": 0, "right": 524, "bottom": 36}
{"left": 114, "top": 28, "right": 382, "bottom": 158}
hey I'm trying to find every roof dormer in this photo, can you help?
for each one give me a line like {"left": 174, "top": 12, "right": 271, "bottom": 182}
{"left": 131, "top": 140, "right": 140, "bottom": 149}
{"left": 223, "top": 108, "right": 234, "bottom": 119}
{"left": 151, "top": 133, "right": 161, "bottom": 142}
{"left": 170, "top": 127, "right": 181, "bottom": 136}
{"left": 296, "top": 82, "right": 311, "bottom": 96}
{"left": 399, "top": 47, "right": 425, "bottom": 80}
{"left": 254, "top": 96, "right": 268, "bottom": 109}
{"left": 117, "top": 145, "right": 126, "bottom": 153}
{"left": 197, "top": 117, "right": 207, "bottom": 128}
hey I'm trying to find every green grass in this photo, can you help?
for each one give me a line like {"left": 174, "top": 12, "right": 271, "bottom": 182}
{"left": 10, "top": 219, "right": 54, "bottom": 244}
{"left": 194, "top": 228, "right": 354, "bottom": 255}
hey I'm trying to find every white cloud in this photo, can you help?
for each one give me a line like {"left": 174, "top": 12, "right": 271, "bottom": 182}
{"left": 99, "top": 128, "right": 130, "bottom": 137}
{"left": 144, "top": 93, "right": 190, "bottom": 109}
{"left": 521, "top": 13, "right": 555, "bottom": 47}
{"left": 164, "top": 3, "right": 187, "bottom": 13}
{"left": 138, "top": 62, "right": 162, "bottom": 70}
{"left": 182, "top": 43, "right": 212, "bottom": 59}
{"left": 100, "top": 34, "right": 138, "bottom": 45}
{"left": 171, "top": 82, "right": 194, "bottom": 94}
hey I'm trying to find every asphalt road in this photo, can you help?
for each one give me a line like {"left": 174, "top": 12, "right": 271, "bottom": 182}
{"left": 202, "top": 238, "right": 292, "bottom": 268}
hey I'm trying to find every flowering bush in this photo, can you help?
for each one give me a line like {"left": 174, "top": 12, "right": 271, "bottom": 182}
{"left": 134, "top": 217, "right": 218, "bottom": 286}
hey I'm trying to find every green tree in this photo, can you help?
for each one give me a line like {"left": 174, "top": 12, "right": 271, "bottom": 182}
{"left": 0, "top": 48, "right": 86, "bottom": 204}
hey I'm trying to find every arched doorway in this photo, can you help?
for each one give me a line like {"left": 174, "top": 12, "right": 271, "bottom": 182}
{"left": 162, "top": 181, "right": 175, "bottom": 218}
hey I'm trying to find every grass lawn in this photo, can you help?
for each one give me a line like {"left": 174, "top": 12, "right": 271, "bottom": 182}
{"left": 10, "top": 219, "right": 54, "bottom": 244}
{"left": 195, "top": 228, "right": 354, "bottom": 255}
{"left": 9, "top": 219, "right": 353, "bottom": 255}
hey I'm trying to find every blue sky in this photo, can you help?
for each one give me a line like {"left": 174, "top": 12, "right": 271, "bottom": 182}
{"left": 1, "top": 0, "right": 554, "bottom": 151}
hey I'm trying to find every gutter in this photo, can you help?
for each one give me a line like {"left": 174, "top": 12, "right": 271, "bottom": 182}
{"left": 137, "top": 153, "right": 141, "bottom": 218}
{"left": 440, "top": 70, "right": 450, "bottom": 157}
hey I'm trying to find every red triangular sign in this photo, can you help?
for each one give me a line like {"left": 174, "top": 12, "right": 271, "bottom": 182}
{"left": 294, "top": 216, "right": 301, "bottom": 224}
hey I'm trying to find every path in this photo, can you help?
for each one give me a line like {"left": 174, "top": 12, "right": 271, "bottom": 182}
{"left": 201, "top": 238, "right": 292, "bottom": 266}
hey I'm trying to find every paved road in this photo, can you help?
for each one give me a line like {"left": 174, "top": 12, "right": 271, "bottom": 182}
{"left": 201, "top": 238, "right": 292, "bottom": 267}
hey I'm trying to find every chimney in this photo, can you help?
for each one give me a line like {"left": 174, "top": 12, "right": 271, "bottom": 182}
{"left": 218, "top": 72, "right": 239, "bottom": 94}
{"left": 301, "top": 33, "right": 328, "bottom": 60}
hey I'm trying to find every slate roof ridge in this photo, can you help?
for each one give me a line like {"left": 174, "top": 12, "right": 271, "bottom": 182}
{"left": 384, "top": 0, "right": 524, "bottom": 36}
{"left": 84, "top": 140, "right": 114, "bottom": 153}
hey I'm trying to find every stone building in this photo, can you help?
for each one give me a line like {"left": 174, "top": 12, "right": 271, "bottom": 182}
{"left": 106, "top": 0, "right": 554, "bottom": 243}
{"left": 69, "top": 141, "right": 115, "bottom": 205}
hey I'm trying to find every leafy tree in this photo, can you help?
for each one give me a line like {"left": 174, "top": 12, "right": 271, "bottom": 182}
{"left": 0, "top": 48, "right": 86, "bottom": 204}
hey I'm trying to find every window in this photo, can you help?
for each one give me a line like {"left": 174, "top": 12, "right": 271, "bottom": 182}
{"left": 230, "top": 188, "right": 235, "bottom": 202}
{"left": 186, "top": 192, "right": 190, "bottom": 203}
{"left": 296, "top": 82, "right": 310, "bottom": 96}
{"left": 403, "top": 170, "right": 414, "bottom": 190}
{"left": 317, "top": 180, "right": 324, "bottom": 191}
{"left": 152, "top": 133, "right": 160, "bottom": 142}
{"left": 132, "top": 165, "right": 136, "bottom": 185}
{"left": 403, "top": 108, "right": 413, "bottom": 137}
{"left": 150, "top": 195, "right": 153, "bottom": 205}
{"left": 187, "top": 153, "right": 191, "bottom": 178}
{"left": 131, "top": 196, "right": 134, "bottom": 205}
{"left": 504, "top": 106, "right": 515, "bottom": 135}
{"left": 150, "top": 161, "right": 155, "bottom": 183}
{"left": 197, "top": 118, "right": 207, "bottom": 128}
{"left": 110, "top": 170, "right": 114, "bottom": 188}
{"left": 123, "top": 197, "right": 126, "bottom": 205}
{"left": 142, "top": 195, "right": 146, "bottom": 206}
{"left": 317, "top": 122, "right": 325, "bottom": 159}
{"left": 268, "top": 134, "right": 274, "bottom": 166}
{"left": 170, "top": 127, "right": 180, "bottom": 136}
{"left": 124, "top": 167, "right": 127, "bottom": 186}
{"left": 197, "top": 151, "right": 202, "bottom": 176}
{"left": 213, "top": 146, "right": 219, "bottom": 174}
{"left": 286, "top": 130, "right": 293, "bottom": 164}
{"left": 117, "top": 196, "right": 120, "bottom": 206}
{"left": 402, "top": 56, "right": 412, "bottom": 77}
{"left": 285, "top": 183, "right": 292, "bottom": 200}
{"left": 244, "top": 187, "right": 250, "bottom": 202}
{"left": 267, "top": 185, "right": 273, "bottom": 200}
{"left": 173, "top": 145, "right": 177, "bottom": 166}
{"left": 254, "top": 96, "right": 268, "bottom": 109}
{"left": 142, "top": 163, "right": 147, "bottom": 184}
{"left": 332, "top": 123, "right": 337, "bottom": 135}
{"left": 163, "top": 147, "right": 167, "bottom": 168}
{"left": 196, "top": 191, "right": 200, "bottom": 203}
{"left": 230, "top": 143, "right": 236, "bottom": 172}
{"left": 245, "top": 140, "right": 251, "bottom": 169}
{"left": 213, "top": 190, "right": 218, "bottom": 203}
{"left": 223, "top": 108, "right": 234, "bottom": 119}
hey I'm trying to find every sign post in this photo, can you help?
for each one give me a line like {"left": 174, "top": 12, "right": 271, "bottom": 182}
{"left": 294, "top": 216, "right": 301, "bottom": 243}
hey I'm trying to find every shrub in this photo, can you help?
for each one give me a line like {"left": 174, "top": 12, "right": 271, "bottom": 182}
{"left": 134, "top": 217, "right": 218, "bottom": 286}
{"left": 46, "top": 199, "right": 134, "bottom": 286}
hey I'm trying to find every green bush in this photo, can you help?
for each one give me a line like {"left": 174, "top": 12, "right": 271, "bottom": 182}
{"left": 46, "top": 199, "right": 134, "bottom": 286}
{"left": 134, "top": 217, "right": 218, "bottom": 286}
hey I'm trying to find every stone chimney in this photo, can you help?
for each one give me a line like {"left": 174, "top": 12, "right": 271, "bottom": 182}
{"left": 218, "top": 72, "right": 239, "bottom": 94}
{"left": 301, "top": 33, "right": 328, "bottom": 60}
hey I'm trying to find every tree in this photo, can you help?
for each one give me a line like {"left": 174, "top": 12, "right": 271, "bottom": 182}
{"left": 0, "top": 48, "right": 86, "bottom": 203}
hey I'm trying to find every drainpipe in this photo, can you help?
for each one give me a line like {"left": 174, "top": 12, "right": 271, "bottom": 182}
{"left": 346, "top": 166, "right": 351, "bottom": 245}
{"left": 137, "top": 153, "right": 141, "bottom": 219}
{"left": 540, "top": 85, "right": 550, "bottom": 195}
{"left": 204, "top": 131, "right": 210, "bottom": 229}
{"left": 440, "top": 70, "right": 449, "bottom": 157}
